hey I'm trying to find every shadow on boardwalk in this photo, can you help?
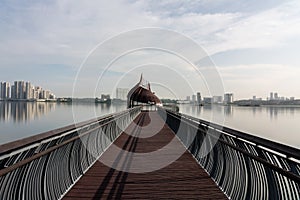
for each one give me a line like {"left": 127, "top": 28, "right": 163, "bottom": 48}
{"left": 63, "top": 111, "right": 227, "bottom": 200}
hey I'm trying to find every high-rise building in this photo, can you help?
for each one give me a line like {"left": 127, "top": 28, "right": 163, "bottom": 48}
{"left": 270, "top": 92, "right": 274, "bottom": 100}
{"left": 31, "top": 87, "right": 36, "bottom": 99}
{"left": 203, "top": 97, "right": 212, "bottom": 104}
{"left": 13, "top": 81, "right": 18, "bottom": 99}
{"left": 116, "top": 88, "right": 129, "bottom": 100}
{"left": 14, "top": 81, "right": 25, "bottom": 99}
{"left": 101, "top": 94, "right": 110, "bottom": 100}
{"left": 35, "top": 86, "right": 42, "bottom": 99}
{"left": 0, "top": 82, "right": 10, "bottom": 99}
{"left": 1, "top": 83, "right": 4, "bottom": 99}
{"left": 196, "top": 92, "right": 201, "bottom": 105}
{"left": 213, "top": 96, "right": 223, "bottom": 104}
{"left": 186, "top": 96, "right": 190, "bottom": 101}
{"left": 224, "top": 93, "right": 234, "bottom": 104}
{"left": 192, "top": 95, "right": 196, "bottom": 104}
{"left": 274, "top": 93, "right": 278, "bottom": 100}
{"left": 46, "top": 90, "right": 50, "bottom": 99}
{"left": 42, "top": 90, "right": 51, "bottom": 99}
{"left": 49, "top": 93, "right": 55, "bottom": 99}
{"left": 2, "top": 81, "right": 55, "bottom": 100}
{"left": 25, "top": 82, "right": 32, "bottom": 99}
{"left": 11, "top": 85, "right": 15, "bottom": 99}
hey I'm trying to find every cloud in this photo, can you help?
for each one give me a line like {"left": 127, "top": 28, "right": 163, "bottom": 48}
{"left": 132, "top": 0, "right": 288, "bottom": 16}
{"left": 207, "top": 0, "right": 300, "bottom": 54}
{"left": 1, "top": 0, "right": 299, "bottom": 60}
{"left": 125, "top": 0, "right": 300, "bottom": 55}
{"left": 0, "top": 1, "right": 157, "bottom": 63}
{"left": 0, "top": 0, "right": 299, "bottom": 98}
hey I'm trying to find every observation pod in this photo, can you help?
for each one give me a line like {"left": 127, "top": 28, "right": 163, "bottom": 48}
{"left": 127, "top": 74, "right": 161, "bottom": 108}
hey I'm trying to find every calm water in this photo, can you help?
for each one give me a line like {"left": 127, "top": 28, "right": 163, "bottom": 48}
{"left": 0, "top": 102, "right": 299, "bottom": 148}
{"left": 0, "top": 102, "right": 127, "bottom": 145}
{"left": 178, "top": 104, "right": 300, "bottom": 148}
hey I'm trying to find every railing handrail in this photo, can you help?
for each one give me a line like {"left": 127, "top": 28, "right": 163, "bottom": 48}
{"left": 165, "top": 110, "right": 300, "bottom": 183}
{"left": 159, "top": 107, "right": 300, "bottom": 199}
{"left": 0, "top": 109, "right": 137, "bottom": 177}
{"left": 0, "top": 106, "right": 142, "bottom": 200}
{"left": 0, "top": 107, "right": 139, "bottom": 156}
{"left": 165, "top": 108, "right": 300, "bottom": 161}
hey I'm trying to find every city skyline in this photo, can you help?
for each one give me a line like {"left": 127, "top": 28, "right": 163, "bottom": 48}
{"left": 184, "top": 91, "right": 297, "bottom": 104}
{"left": 0, "top": 1, "right": 300, "bottom": 99}
{"left": 2, "top": 80, "right": 300, "bottom": 102}
{"left": 0, "top": 80, "right": 55, "bottom": 100}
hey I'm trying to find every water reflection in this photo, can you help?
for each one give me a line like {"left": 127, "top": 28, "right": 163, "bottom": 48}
{"left": 179, "top": 104, "right": 300, "bottom": 122}
{"left": 202, "top": 105, "right": 212, "bottom": 111}
{"left": 95, "top": 102, "right": 113, "bottom": 112}
{"left": 224, "top": 105, "right": 233, "bottom": 116}
{"left": 0, "top": 102, "right": 299, "bottom": 147}
{"left": 267, "top": 107, "right": 278, "bottom": 119}
{"left": 0, "top": 102, "right": 56, "bottom": 123}
{"left": 202, "top": 105, "right": 232, "bottom": 117}
{"left": 265, "top": 106, "right": 298, "bottom": 120}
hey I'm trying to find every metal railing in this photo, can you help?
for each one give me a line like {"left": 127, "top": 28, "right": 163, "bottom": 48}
{"left": 158, "top": 107, "right": 300, "bottom": 200}
{"left": 0, "top": 107, "right": 141, "bottom": 200}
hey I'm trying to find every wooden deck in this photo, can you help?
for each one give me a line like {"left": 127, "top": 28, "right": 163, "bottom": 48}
{"left": 63, "top": 111, "right": 227, "bottom": 199}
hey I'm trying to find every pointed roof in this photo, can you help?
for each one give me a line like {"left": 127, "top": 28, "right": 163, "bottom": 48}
{"left": 127, "top": 74, "right": 161, "bottom": 107}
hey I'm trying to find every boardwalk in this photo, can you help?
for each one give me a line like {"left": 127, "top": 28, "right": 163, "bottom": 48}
{"left": 63, "top": 111, "right": 227, "bottom": 199}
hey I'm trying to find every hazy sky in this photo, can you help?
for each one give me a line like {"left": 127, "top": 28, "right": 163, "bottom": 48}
{"left": 0, "top": 0, "right": 300, "bottom": 99}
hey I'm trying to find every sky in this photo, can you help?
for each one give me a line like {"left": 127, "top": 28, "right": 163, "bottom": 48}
{"left": 0, "top": 0, "right": 300, "bottom": 99}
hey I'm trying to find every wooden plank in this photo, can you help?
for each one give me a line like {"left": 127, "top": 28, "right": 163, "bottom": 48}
{"left": 63, "top": 111, "right": 227, "bottom": 199}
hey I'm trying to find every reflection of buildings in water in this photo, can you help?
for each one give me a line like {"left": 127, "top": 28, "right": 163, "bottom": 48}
{"left": 289, "top": 107, "right": 295, "bottom": 115}
{"left": 96, "top": 103, "right": 113, "bottom": 114}
{"left": 0, "top": 102, "right": 55, "bottom": 123}
{"left": 252, "top": 107, "right": 262, "bottom": 117}
{"left": 268, "top": 106, "right": 299, "bottom": 119}
{"left": 182, "top": 105, "right": 201, "bottom": 116}
{"left": 211, "top": 105, "right": 223, "bottom": 113}
{"left": 0, "top": 102, "right": 10, "bottom": 121}
{"left": 202, "top": 105, "right": 212, "bottom": 111}
{"left": 114, "top": 105, "right": 126, "bottom": 113}
{"left": 202, "top": 104, "right": 226, "bottom": 111}
{"left": 95, "top": 102, "right": 124, "bottom": 113}
{"left": 190, "top": 105, "right": 198, "bottom": 116}
{"left": 202, "top": 104, "right": 223, "bottom": 117}
{"left": 195, "top": 105, "right": 201, "bottom": 115}
{"left": 268, "top": 107, "right": 279, "bottom": 120}
{"left": 96, "top": 103, "right": 111, "bottom": 109}
{"left": 224, "top": 105, "right": 233, "bottom": 116}
{"left": 185, "top": 105, "right": 191, "bottom": 114}
{"left": 114, "top": 103, "right": 130, "bottom": 113}
{"left": 252, "top": 107, "right": 256, "bottom": 116}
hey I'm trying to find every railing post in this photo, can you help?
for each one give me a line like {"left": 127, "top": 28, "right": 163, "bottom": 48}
{"left": 0, "top": 107, "right": 142, "bottom": 200}
{"left": 158, "top": 107, "right": 300, "bottom": 200}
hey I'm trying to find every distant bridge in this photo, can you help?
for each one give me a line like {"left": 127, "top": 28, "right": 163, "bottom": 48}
{"left": 0, "top": 106, "right": 299, "bottom": 199}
